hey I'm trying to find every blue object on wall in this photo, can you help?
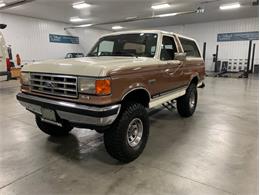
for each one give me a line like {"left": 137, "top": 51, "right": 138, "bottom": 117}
{"left": 49, "top": 34, "right": 79, "bottom": 44}
{"left": 217, "top": 31, "right": 259, "bottom": 42}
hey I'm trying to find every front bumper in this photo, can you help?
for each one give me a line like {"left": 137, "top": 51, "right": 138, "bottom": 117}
{"left": 16, "top": 93, "right": 121, "bottom": 128}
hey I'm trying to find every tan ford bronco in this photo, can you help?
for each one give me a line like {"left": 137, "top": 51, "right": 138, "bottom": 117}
{"left": 17, "top": 30, "right": 205, "bottom": 162}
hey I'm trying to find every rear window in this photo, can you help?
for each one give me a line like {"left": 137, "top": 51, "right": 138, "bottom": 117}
{"left": 179, "top": 38, "right": 201, "bottom": 58}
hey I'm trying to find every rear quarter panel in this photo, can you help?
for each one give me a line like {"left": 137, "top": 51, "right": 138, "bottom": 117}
{"left": 176, "top": 35, "right": 205, "bottom": 85}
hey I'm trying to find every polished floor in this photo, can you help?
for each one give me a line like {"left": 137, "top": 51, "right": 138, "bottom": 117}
{"left": 0, "top": 77, "right": 258, "bottom": 195}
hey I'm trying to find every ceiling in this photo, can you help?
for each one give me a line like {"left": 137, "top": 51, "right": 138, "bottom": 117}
{"left": 0, "top": 0, "right": 258, "bottom": 30}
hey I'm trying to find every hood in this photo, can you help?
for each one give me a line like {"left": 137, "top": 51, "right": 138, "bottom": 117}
{"left": 22, "top": 56, "right": 157, "bottom": 77}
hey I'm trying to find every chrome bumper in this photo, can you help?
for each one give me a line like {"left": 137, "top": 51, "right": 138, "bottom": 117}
{"left": 16, "top": 93, "right": 121, "bottom": 127}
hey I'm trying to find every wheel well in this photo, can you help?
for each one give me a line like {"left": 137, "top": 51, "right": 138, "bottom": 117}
{"left": 122, "top": 89, "right": 150, "bottom": 108}
{"left": 190, "top": 76, "right": 199, "bottom": 85}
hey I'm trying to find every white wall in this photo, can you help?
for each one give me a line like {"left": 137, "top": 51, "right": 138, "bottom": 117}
{"left": 154, "top": 17, "right": 259, "bottom": 71}
{"left": 0, "top": 13, "right": 109, "bottom": 64}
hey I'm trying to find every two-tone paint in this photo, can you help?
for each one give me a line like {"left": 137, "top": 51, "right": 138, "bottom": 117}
{"left": 21, "top": 30, "right": 205, "bottom": 107}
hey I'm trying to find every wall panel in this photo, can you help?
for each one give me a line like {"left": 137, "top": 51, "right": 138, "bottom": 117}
{"left": 0, "top": 13, "right": 109, "bottom": 64}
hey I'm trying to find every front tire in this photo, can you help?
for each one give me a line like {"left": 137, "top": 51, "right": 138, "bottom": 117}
{"left": 177, "top": 83, "right": 198, "bottom": 117}
{"left": 36, "top": 117, "right": 73, "bottom": 137}
{"left": 104, "top": 103, "right": 149, "bottom": 163}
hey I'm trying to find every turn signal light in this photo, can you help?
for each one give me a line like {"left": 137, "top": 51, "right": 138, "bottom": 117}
{"left": 96, "top": 79, "right": 111, "bottom": 95}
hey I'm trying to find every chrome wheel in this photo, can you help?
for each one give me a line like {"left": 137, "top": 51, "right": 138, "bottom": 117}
{"left": 127, "top": 118, "right": 143, "bottom": 147}
{"left": 189, "top": 90, "right": 196, "bottom": 109}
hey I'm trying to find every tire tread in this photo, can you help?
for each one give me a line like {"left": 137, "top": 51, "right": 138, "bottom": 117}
{"left": 177, "top": 83, "right": 198, "bottom": 117}
{"left": 104, "top": 102, "right": 149, "bottom": 163}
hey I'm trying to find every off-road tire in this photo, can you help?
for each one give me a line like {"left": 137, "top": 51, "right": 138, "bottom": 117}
{"left": 104, "top": 103, "right": 149, "bottom": 163}
{"left": 177, "top": 83, "right": 198, "bottom": 117}
{"left": 36, "top": 116, "right": 73, "bottom": 137}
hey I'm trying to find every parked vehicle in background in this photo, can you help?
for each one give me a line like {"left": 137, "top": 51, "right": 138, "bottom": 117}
{"left": 17, "top": 30, "right": 205, "bottom": 163}
{"left": 65, "top": 52, "right": 84, "bottom": 59}
{"left": 0, "top": 24, "right": 10, "bottom": 81}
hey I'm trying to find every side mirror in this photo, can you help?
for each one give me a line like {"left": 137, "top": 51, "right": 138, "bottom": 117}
{"left": 174, "top": 53, "right": 186, "bottom": 61}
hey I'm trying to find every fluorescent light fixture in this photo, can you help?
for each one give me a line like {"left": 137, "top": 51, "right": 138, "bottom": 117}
{"left": 220, "top": 2, "right": 241, "bottom": 10}
{"left": 70, "top": 17, "right": 85, "bottom": 22}
{"left": 157, "top": 12, "right": 178, "bottom": 17}
{"left": 151, "top": 3, "right": 170, "bottom": 10}
{"left": 72, "top": 1, "right": 90, "bottom": 9}
{"left": 0, "top": 2, "right": 6, "bottom": 8}
{"left": 78, "top": 24, "right": 93, "bottom": 27}
{"left": 126, "top": 16, "right": 137, "bottom": 20}
{"left": 112, "top": 26, "right": 123, "bottom": 30}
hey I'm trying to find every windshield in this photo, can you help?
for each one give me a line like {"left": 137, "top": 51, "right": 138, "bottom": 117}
{"left": 88, "top": 33, "right": 158, "bottom": 58}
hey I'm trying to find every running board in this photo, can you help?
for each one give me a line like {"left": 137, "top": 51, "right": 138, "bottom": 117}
{"left": 162, "top": 100, "right": 176, "bottom": 112}
{"left": 149, "top": 88, "right": 186, "bottom": 108}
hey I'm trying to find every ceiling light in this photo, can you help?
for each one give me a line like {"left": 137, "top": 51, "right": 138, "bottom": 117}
{"left": 126, "top": 16, "right": 137, "bottom": 20}
{"left": 78, "top": 24, "right": 93, "bottom": 27}
{"left": 157, "top": 12, "right": 178, "bottom": 17}
{"left": 112, "top": 26, "right": 124, "bottom": 30}
{"left": 151, "top": 3, "right": 170, "bottom": 10}
{"left": 0, "top": 2, "right": 6, "bottom": 8}
{"left": 70, "top": 17, "right": 85, "bottom": 22}
{"left": 220, "top": 3, "right": 241, "bottom": 10}
{"left": 72, "top": 1, "right": 90, "bottom": 9}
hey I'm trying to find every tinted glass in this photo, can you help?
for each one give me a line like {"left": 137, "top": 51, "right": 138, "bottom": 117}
{"left": 179, "top": 38, "right": 201, "bottom": 57}
{"left": 160, "top": 36, "right": 177, "bottom": 61}
{"left": 88, "top": 33, "right": 158, "bottom": 58}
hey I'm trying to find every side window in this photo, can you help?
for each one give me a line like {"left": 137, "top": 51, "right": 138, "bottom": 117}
{"left": 98, "top": 40, "right": 114, "bottom": 55}
{"left": 179, "top": 38, "right": 201, "bottom": 57}
{"left": 160, "top": 36, "right": 177, "bottom": 61}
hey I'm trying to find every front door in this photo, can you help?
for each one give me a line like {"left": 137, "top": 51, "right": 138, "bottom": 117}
{"left": 158, "top": 35, "right": 184, "bottom": 94}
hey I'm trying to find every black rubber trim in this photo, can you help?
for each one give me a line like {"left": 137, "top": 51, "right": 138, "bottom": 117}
{"left": 16, "top": 93, "right": 119, "bottom": 117}
{"left": 151, "top": 85, "right": 187, "bottom": 99}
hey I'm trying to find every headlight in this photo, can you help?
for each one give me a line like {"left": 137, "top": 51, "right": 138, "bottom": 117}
{"left": 20, "top": 72, "right": 30, "bottom": 85}
{"left": 79, "top": 77, "right": 111, "bottom": 95}
{"left": 78, "top": 78, "right": 96, "bottom": 94}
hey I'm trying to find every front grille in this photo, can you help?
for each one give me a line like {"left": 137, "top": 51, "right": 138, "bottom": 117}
{"left": 30, "top": 73, "right": 78, "bottom": 98}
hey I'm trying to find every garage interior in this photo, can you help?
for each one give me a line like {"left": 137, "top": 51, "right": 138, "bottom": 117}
{"left": 0, "top": 0, "right": 259, "bottom": 195}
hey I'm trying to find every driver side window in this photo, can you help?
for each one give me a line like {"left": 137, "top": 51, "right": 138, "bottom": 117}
{"left": 160, "top": 36, "right": 177, "bottom": 61}
{"left": 98, "top": 41, "right": 114, "bottom": 56}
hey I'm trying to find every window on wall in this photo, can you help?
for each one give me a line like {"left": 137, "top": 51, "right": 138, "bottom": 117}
{"left": 160, "top": 36, "right": 178, "bottom": 61}
{"left": 179, "top": 38, "right": 201, "bottom": 58}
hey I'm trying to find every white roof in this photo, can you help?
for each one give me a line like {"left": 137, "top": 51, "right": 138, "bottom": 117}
{"left": 103, "top": 30, "right": 196, "bottom": 41}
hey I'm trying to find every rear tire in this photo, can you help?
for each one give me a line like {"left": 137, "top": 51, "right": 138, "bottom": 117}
{"left": 104, "top": 103, "right": 149, "bottom": 163}
{"left": 177, "top": 83, "right": 198, "bottom": 117}
{"left": 36, "top": 117, "right": 73, "bottom": 137}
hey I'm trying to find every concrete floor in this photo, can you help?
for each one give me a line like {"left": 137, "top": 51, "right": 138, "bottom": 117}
{"left": 0, "top": 77, "right": 258, "bottom": 195}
